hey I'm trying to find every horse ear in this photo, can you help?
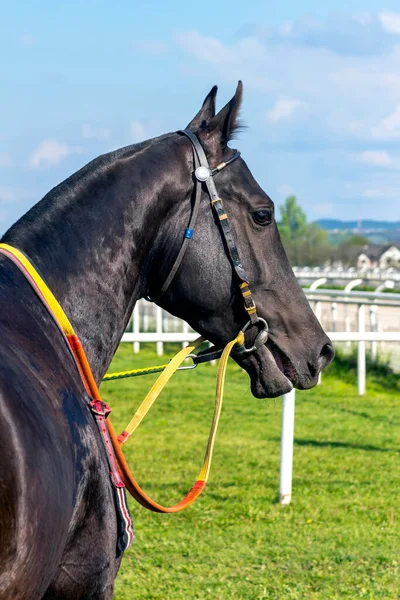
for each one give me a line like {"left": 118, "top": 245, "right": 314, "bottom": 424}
{"left": 186, "top": 85, "right": 218, "bottom": 130}
{"left": 204, "top": 81, "right": 243, "bottom": 148}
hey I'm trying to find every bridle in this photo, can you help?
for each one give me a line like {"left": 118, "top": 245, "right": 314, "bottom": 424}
{"left": 148, "top": 129, "right": 269, "bottom": 359}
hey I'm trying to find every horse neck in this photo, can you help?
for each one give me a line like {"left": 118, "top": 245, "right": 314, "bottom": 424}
{"left": 2, "top": 134, "right": 191, "bottom": 382}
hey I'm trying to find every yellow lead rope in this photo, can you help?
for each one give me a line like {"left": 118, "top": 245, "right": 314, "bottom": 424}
{"left": 0, "top": 241, "right": 245, "bottom": 513}
{"left": 116, "top": 337, "right": 205, "bottom": 445}
{"left": 109, "top": 330, "right": 244, "bottom": 512}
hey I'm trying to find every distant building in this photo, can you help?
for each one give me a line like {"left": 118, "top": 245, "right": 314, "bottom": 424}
{"left": 334, "top": 244, "right": 400, "bottom": 270}
{"left": 357, "top": 245, "right": 400, "bottom": 269}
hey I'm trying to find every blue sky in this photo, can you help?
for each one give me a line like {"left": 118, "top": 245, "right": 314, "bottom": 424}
{"left": 1, "top": 1, "right": 400, "bottom": 232}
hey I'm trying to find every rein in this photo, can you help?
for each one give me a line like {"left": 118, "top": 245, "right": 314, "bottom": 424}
{"left": 0, "top": 243, "right": 244, "bottom": 516}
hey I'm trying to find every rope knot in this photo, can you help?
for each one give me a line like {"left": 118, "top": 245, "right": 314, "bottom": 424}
{"left": 235, "top": 331, "right": 245, "bottom": 347}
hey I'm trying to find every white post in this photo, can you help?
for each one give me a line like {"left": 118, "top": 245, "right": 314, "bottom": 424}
{"left": 344, "top": 279, "right": 362, "bottom": 350}
{"left": 331, "top": 302, "right": 337, "bottom": 332}
{"left": 143, "top": 300, "right": 149, "bottom": 332}
{"left": 156, "top": 306, "right": 163, "bottom": 356}
{"left": 357, "top": 304, "right": 366, "bottom": 396}
{"left": 133, "top": 303, "right": 140, "bottom": 354}
{"left": 371, "top": 281, "right": 393, "bottom": 363}
{"left": 370, "top": 305, "right": 377, "bottom": 362}
{"left": 310, "top": 279, "right": 326, "bottom": 314}
{"left": 279, "top": 389, "right": 296, "bottom": 505}
{"left": 182, "top": 321, "right": 189, "bottom": 349}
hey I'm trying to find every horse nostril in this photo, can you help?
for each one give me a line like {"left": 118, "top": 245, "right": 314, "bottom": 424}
{"left": 318, "top": 342, "right": 335, "bottom": 371}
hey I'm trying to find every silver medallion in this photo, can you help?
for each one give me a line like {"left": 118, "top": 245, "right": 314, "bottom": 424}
{"left": 195, "top": 166, "right": 211, "bottom": 182}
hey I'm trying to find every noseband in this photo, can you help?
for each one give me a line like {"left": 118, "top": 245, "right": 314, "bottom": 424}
{"left": 148, "top": 129, "right": 269, "bottom": 358}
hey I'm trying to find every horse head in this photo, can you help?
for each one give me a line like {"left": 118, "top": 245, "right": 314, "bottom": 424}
{"left": 148, "top": 82, "right": 334, "bottom": 398}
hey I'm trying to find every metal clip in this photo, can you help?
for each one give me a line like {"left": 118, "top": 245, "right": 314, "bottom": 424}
{"left": 177, "top": 354, "right": 198, "bottom": 370}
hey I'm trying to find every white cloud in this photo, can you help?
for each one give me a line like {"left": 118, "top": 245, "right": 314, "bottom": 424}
{"left": 378, "top": 12, "right": 400, "bottom": 35}
{"left": 0, "top": 152, "right": 13, "bottom": 168}
{"left": 81, "top": 124, "right": 110, "bottom": 141}
{"left": 132, "top": 40, "right": 168, "bottom": 55}
{"left": 354, "top": 13, "right": 373, "bottom": 26}
{"left": 277, "top": 184, "right": 295, "bottom": 197}
{"left": 175, "top": 32, "right": 274, "bottom": 91}
{"left": 362, "top": 187, "right": 400, "bottom": 199}
{"left": 355, "top": 150, "right": 399, "bottom": 167}
{"left": 29, "top": 140, "right": 82, "bottom": 169}
{"left": 371, "top": 104, "right": 400, "bottom": 139}
{"left": 130, "top": 121, "right": 148, "bottom": 142}
{"left": 19, "top": 34, "right": 35, "bottom": 46}
{"left": 0, "top": 187, "right": 16, "bottom": 203}
{"left": 313, "top": 202, "right": 334, "bottom": 217}
{"left": 266, "top": 98, "right": 304, "bottom": 123}
{"left": 177, "top": 31, "right": 239, "bottom": 65}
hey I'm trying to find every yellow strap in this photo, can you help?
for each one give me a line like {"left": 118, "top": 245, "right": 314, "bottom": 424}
{"left": 198, "top": 333, "right": 242, "bottom": 482}
{"left": 121, "top": 336, "right": 205, "bottom": 440}
{"left": 0, "top": 243, "right": 76, "bottom": 337}
{"left": 0, "top": 241, "right": 246, "bottom": 509}
{"left": 120, "top": 331, "right": 244, "bottom": 489}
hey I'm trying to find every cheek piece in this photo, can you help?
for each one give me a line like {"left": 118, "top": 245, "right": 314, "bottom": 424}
{"left": 147, "top": 129, "right": 269, "bottom": 361}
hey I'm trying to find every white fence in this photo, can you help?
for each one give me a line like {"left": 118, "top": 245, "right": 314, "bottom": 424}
{"left": 293, "top": 266, "right": 400, "bottom": 283}
{"left": 120, "top": 290, "right": 400, "bottom": 507}
{"left": 122, "top": 289, "right": 400, "bottom": 373}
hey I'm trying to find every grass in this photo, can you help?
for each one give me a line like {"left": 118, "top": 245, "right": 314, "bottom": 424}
{"left": 101, "top": 343, "right": 400, "bottom": 600}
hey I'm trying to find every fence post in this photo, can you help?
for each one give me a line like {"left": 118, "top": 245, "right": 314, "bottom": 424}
{"left": 143, "top": 300, "right": 149, "bottom": 332}
{"left": 370, "top": 305, "right": 377, "bottom": 362}
{"left": 331, "top": 302, "right": 337, "bottom": 332}
{"left": 133, "top": 303, "right": 140, "bottom": 354}
{"left": 182, "top": 321, "right": 189, "bottom": 349}
{"left": 279, "top": 389, "right": 296, "bottom": 505}
{"left": 156, "top": 306, "right": 163, "bottom": 356}
{"left": 357, "top": 304, "right": 366, "bottom": 396}
{"left": 344, "top": 279, "right": 362, "bottom": 350}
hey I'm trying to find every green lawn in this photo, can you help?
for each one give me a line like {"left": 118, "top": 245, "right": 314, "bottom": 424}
{"left": 101, "top": 343, "right": 400, "bottom": 600}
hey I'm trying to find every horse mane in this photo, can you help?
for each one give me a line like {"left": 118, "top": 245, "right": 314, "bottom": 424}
{"left": 2, "top": 133, "right": 172, "bottom": 242}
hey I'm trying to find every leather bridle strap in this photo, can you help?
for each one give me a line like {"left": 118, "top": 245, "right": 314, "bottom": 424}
{"left": 151, "top": 149, "right": 202, "bottom": 302}
{"left": 151, "top": 129, "right": 259, "bottom": 325}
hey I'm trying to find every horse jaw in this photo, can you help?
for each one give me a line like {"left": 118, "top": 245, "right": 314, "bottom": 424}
{"left": 235, "top": 344, "right": 294, "bottom": 399}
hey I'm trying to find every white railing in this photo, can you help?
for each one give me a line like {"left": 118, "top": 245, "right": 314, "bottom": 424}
{"left": 119, "top": 293, "right": 400, "bottom": 507}
{"left": 293, "top": 266, "right": 400, "bottom": 283}
{"left": 122, "top": 291, "right": 400, "bottom": 371}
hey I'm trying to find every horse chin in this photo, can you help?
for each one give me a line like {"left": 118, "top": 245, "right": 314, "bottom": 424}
{"left": 236, "top": 344, "right": 294, "bottom": 399}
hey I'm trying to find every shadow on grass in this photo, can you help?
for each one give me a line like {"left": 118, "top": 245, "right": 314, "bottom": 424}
{"left": 293, "top": 438, "right": 398, "bottom": 453}
{"left": 271, "top": 437, "right": 397, "bottom": 453}
{"left": 306, "top": 397, "right": 400, "bottom": 425}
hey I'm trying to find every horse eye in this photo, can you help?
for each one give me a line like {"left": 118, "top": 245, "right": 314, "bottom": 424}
{"left": 252, "top": 209, "right": 272, "bottom": 226}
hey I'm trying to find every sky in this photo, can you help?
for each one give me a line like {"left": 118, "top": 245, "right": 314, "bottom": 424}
{"left": 1, "top": 0, "right": 400, "bottom": 232}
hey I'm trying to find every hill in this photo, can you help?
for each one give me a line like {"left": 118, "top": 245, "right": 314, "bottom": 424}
{"left": 315, "top": 219, "right": 400, "bottom": 244}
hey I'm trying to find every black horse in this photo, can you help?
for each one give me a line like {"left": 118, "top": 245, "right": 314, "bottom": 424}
{"left": 0, "top": 83, "right": 333, "bottom": 599}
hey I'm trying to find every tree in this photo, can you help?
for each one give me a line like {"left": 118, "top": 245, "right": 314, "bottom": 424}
{"left": 335, "top": 234, "right": 370, "bottom": 267}
{"left": 279, "top": 196, "right": 307, "bottom": 239}
{"left": 278, "top": 196, "right": 332, "bottom": 266}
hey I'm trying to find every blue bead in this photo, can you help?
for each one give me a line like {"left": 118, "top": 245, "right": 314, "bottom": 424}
{"left": 185, "top": 228, "right": 193, "bottom": 239}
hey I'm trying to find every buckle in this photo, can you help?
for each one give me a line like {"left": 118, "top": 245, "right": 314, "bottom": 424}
{"left": 244, "top": 298, "right": 256, "bottom": 313}
{"left": 90, "top": 399, "right": 112, "bottom": 418}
